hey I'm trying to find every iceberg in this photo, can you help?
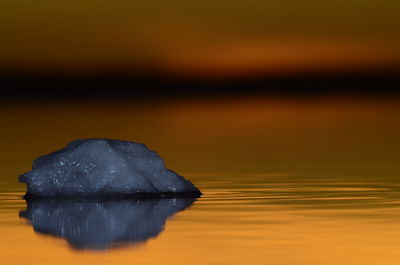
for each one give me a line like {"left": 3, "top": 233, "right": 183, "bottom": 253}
{"left": 19, "top": 139, "right": 201, "bottom": 198}
{"left": 20, "top": 198, "right": 195, "bottom": 249}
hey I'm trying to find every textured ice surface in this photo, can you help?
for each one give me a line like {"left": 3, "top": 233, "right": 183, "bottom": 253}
{"left": 19, "top": 139, "right": 200, "bottom": 197}
{"left": 20, "top": 198, "right": 195, "bottom": 249}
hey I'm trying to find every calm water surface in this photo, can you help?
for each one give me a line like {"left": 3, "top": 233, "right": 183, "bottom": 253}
{"left": 0, "top": 96, "right": 399, "bottom": 265}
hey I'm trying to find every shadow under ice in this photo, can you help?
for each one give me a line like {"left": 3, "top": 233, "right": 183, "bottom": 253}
{"left": 19, "top": 198, "right": 195, "bottom": 250}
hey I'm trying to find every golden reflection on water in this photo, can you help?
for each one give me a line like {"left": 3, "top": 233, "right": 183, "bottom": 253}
{"left": 0, "top": 95, "right": 400, "bottom": 264}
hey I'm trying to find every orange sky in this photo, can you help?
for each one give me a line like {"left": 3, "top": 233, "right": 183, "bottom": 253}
{"left": 1, "top": 0, "right": 399, "bottom": 77}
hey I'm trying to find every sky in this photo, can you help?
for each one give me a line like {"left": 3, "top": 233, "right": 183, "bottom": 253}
{"left": 1, "top": 0, "right": 399, "bottom": 79}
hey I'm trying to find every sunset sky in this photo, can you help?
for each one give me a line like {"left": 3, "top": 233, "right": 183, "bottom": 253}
{"left": 1, "top": 0, "right": 399, "bottom": 78}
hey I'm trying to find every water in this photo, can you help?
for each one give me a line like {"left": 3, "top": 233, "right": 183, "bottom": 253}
{"left": 1, "top": 95, "right": 400, "bottom": 265}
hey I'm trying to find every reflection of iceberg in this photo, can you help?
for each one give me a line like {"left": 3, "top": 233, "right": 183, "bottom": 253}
{"left": 19, "top": 198, "right": 195, "bottom": 250}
